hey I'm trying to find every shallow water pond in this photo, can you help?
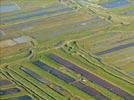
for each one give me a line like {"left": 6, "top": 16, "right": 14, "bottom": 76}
{"left": 102, "top": 0, "right": 130, "bottom": 8}
{"left": 7, "top": 95, "right": 32, "bottom": 100}
{"left": 0, "top": 3, "right": 19, "bottom": 13}
{"left": 124, "top": 10, "right": 134, "bottom": 15}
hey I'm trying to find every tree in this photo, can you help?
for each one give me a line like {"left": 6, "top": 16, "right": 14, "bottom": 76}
{"left": 108, "top": 15, "right": 112, "bottom": 20}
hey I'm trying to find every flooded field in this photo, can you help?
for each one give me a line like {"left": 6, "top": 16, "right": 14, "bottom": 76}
{"left": 1, "top": 4, "right": 73, "bottom": 24}
{"left": 21, "top": 67, "right": 49, "bottom": 84}
{"left": 6, "top": 95, "right": 32, "bottom": 100}
{"left": 72, "top": 82, "right": 108, "bottom": 100}
{"left": 0, "top": 3, "right": 19, "bottom": 13}
{"left": 31, "top": 17, "right": 107, "bottom": 41}
{"left": 101, "top": 0, "right": 130, "bottom": 8}
{"left": 95, "top": 42, "right": 134, "bottom": 56}
{"left": 33, "top": 60, "right": 108, "bottom": 99}
{"left": 33, "top": 61, "right": 75, "bottom": 83}
{"left": 124, "top": 10, "right": 134, "bottom": 15}
{"left": 0, "top": 80, "right": 12, "bottom": 86}
{"left": 0, "top": 88, "right": 20, "bottom": 95}
{"left": 1, "top": 0, "right": 134, "bottom": 99}
{"left": 48, "top": 54, "right": 134, "bottom": 100}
